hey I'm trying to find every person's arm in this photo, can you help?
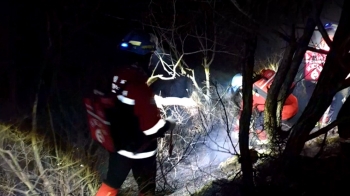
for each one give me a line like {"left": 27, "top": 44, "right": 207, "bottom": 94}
{"left": 153, "top": 95, "right": 197, "bottom": 108}
{"left": 132, "top": 83, "right": 176, "bottom": 139}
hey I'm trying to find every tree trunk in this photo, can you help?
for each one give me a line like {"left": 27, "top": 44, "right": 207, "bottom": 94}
{"left": 264, "top": 0, "right": 325, "bottom": 136}
{"left": 278, "top": 0, "right": 324, "bottom": 106}
{"left": 239, "top": 35, "right": 257, "bottom": 193}
{"left": 204, "top": 65, "right": 210, "bottom": 98}
{"left": 264, "top": 25, "right": 297, "bottom": 134}
{"left": 283, "top": 0, "right": 350, "bottom": 166}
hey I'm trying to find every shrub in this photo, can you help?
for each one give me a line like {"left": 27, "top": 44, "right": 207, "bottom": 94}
{"left": 0, "top": 125, "right": 99, "bottom": 196}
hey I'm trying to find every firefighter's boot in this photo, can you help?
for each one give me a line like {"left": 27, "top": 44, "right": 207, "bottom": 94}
{"left": 95, "top": 183, "right": 119, "bottom": 196}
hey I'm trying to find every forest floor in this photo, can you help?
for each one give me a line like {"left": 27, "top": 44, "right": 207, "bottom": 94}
{"left": 113, "top": 130, "right": 346, "bottom": 196}
{"left": 188, "top": 131, "right": 350, "bottom": 196}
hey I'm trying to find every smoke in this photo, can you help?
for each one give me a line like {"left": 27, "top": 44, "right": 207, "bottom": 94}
{"left": 162, "top": 124, "right": 239, "bottom": 195}
{"left": 204, "top": 126, "right": 238, "bottom": 166}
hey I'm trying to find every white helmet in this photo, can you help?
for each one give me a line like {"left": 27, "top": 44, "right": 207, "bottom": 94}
{"left": 231, "top": 73, "right": 243, "bottom": 92}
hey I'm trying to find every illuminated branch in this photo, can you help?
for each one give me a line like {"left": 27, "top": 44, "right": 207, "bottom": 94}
{"left": 147, "top": 54, "right": 184, "bottom": 86}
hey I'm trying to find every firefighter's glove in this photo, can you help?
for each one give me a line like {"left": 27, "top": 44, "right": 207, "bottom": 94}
{"left": 154, "top": 119, "right": 176, "bottom": 138}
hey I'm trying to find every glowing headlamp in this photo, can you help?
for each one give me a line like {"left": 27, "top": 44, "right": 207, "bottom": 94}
{"left": 121, "top": 43, "right": 128, "bottom": 48}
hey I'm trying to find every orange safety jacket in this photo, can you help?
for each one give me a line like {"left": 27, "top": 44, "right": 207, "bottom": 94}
{"left": 252, "top": 69, "right": 298, "bottom": 120}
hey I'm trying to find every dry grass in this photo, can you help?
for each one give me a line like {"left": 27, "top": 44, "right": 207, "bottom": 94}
{"left": 153, "top": 84, "right": 243, "bottom": 194}
{"left": 0, "top": 83, "right": 246, "bottom": 196}
{"left": 254, "top": 53, "right": 283, "bottom": 73}
{"left": 0, "top": 125, "right": 99, "bottom": 196}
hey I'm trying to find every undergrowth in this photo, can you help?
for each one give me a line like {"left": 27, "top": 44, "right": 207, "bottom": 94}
{"left": 0, "top": 125, "right": 100, "bottom": 196}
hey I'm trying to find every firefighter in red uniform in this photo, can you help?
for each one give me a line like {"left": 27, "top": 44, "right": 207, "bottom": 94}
{"left": 95, "top": 30, "right": 176, "bottom": 196}
{"left": 252, "top": 69, "right": 298, "bottom": 120}
{"left": 252, "top": 69, "right": 298, "bottom": 143}
{"left": 231, "top": 69, "right": 298, "bottom": 143}
{"left": 303, "top": 23, "right": 349, "bottom": 127}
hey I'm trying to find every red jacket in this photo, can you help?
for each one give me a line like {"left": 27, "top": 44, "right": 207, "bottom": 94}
{"left": 252, "top": 69, "right": 298, "bottom": 120}
{"left": 110, "top": 64, "right": 170, "bottom": 159}
{"left": 304, "top": 34, "right": 332, "bottom": 82}
{"left": 304, "top": 51, "right": 326, "bottom": 81}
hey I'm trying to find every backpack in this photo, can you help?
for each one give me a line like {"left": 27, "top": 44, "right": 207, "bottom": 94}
{"left": 84, "top": 89, "right": 116, "bottom": 152}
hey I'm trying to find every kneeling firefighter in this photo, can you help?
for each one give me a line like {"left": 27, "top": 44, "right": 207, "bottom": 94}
{"left": 94, "top": 30, "right": 176, "bottom": 196}
{"left": 231, "top": 69, "right": 298, "bottom": 143}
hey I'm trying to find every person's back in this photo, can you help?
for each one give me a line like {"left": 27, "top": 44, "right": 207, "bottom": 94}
{"left": 252, "top": 69, "right": 275, "bottom": 112}
{"left": 303, "top": 23, "right": 336, "bottom": 83}
{"left": 302, "top": 23, "right": 346, "bottom": 126}
{"left": 95, "top": 30, "right": 176, "bottom": 196}
{"left": 109, "top": 64, "right": 159, "bottom": 154}
{"left": 252, "top": 69, "right": 298, "bottom": 120}
{"left": 230, "top": 69, "right": 298, "bottom": 144}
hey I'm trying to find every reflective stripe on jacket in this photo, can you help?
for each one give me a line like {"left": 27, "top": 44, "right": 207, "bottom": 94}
{"left": 110, "top": 65, "right": 166, "bottom": 159}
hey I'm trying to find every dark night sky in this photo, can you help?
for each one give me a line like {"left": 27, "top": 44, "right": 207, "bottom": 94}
{"left": 0, "top": 0, "right": 216, "bottom": 120}
{"left": 0, "top": 0, "right": 343, "bottom": 121}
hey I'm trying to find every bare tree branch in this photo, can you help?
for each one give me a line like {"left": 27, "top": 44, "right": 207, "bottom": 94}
{"left": 229, "top": 0, "right": 255, "bottom": 23}
{"left": 312, "top": 0, "right": 333, "bottom": 48}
